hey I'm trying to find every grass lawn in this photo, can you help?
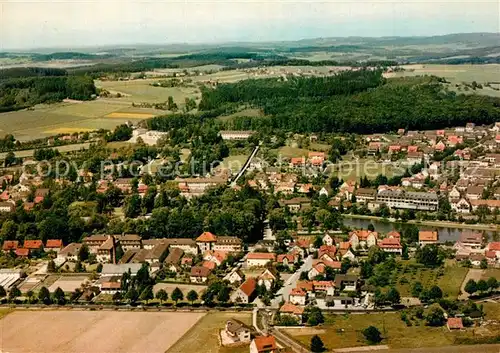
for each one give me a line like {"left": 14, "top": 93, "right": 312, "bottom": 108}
{"left": 331, "top": 159, "right": 403, "bottom": 181}
{"left": 394, "top": 260, "right": 468, "bottom": 298}
{"left": 283, "top": 311, "right": 496, "bottom": 350}
{"left": 217, "top": 108, "right": 264, "bottom": 122}
{"left": 481, "top": 268, "right": 500, "bottom": 281}
{"left": 276, "top": 146, "right": 311, "bottom": 158}
{"left": 216, "top": 154, "right": 249, "bottom": 173}
{"left": 167, "top": 312, "right": 252, "bottom": 353}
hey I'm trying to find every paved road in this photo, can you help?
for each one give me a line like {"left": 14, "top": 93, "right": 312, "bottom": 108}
{"left": 458, "top": 268, "right": 484, "bottom": 300}
{"left": 271, "top": 255, "right": 313, "bottom": 308}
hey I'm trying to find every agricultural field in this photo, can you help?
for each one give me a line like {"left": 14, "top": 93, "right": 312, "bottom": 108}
{"left": 481, "top": 268, "right": 500, "bottom": 281}
{"left": 0, "top": 310, "right": 204, "bottom": 353}
{"left": 283, "top": 309, "right": 500, "bottom": 351}
{"left": 216, "top": 154, "right": 249, "bottom": 173}
{"left": 167, "top": 312, "right": 252, "bottom": 353}
{"left": 387, "top": 64, "right": 500, "bottom": 97}
{"left": 394, "top": 259, "right": 468, "bottom": 298}
{"left": 0, "top": 100, "right": 164, "bottom": 141}
{"left": 95, "top": 79, "right": 200, "bottom": 105}
{"left": 0, "top": 143, "right": 90, "bottom": 160}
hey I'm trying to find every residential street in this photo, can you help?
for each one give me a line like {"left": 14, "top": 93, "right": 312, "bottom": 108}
{"left": 271, "top": 255, "right": 313, "bottom": 308}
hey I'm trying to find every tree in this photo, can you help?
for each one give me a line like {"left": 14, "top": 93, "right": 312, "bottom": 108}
{"left": 487, "top": 277, "right": 498, "bottom": 291}
{"left": 411, "top": 281, "right": 423, "bottom": 297}
{"left": 428, "top": 285, "right": 443, "bottom": 301}
{"left": 126, "top": 288, "right": 138, "bottom": 303}
{"left": 416, "top": 245, "right": 442, "bottom": 267}
{"left": 171, "top": 287, "right": 184, "bottom": 303}
{"left": 464, "top": 279, "right": 477, "bottom": 295}
{"left": 8, "top": 286, "right": 21, "bottom": 301}
{"left": 425, "top": 305, "right": 446, "bottom": 326}
{"left": 362, "top": 326, "right": 382, "bottom": 344}
{"left": 47, "top": 260, "right": 56, "bottom": 273}
{"left": 38, "top": 286, "right": 51, "bottom": 305}
{"left": 480, "top": 258, "right": 488, "bottom": 269}
{"left": 96, "top": 263, "right": 103, "bottom": 273}
{"left": 74, "top": 261, "right": 84, "bottom": 273}
{"left": 386, "top": 287, "right": 401, "bottom": 305}
{"left": 310, "top": 335, "right": 326, "bottom": 352}
{"left": 156, "top": 289, "right": 168, "bottom": 304}
{"left": 0, "top": 285, "right": 6, "bottom": 297}
{"left": 4, "top": 151, "right": 16, "bottom": 167}
{"left": 77, "top": 244, "right": 90, "bottom": 262}
{"left": 187, "top": 290, "right": 199, "bottom": 304}
{"left": 112, "top": 291, "right": 123, "bottom": 302}
{"left": 26, "top": 290, "right": 35, "bottom": 303}
{"left": 217, "top": 286, "right": 230, "bottom": 303}
{"left": 477, "top": 279, "right": 489, "bottom": 293}
{"left": 52, "top": 287, "right": 66, "bottom": 305}
{"left": 306, "top": 306, "right": 324, "bottom": 326}
{"left": 313, "top": 236, "right": 323, "bottom": 249}
{"left": 139, "top": 286, "right": 154, "bottom": 304}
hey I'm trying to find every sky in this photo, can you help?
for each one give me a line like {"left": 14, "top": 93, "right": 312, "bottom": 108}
{"left": 0, "top": 0, "right": 499, "bottom": 50}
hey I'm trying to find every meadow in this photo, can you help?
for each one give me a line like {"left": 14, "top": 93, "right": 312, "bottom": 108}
{"left": 167, "top": 311, "right": 253, "bottom": 353}
{"left": 283, "top": 309, "right": 500, "bottom": 351}
{"left": 0, "top": 100, "right": 164, "bottom": 141}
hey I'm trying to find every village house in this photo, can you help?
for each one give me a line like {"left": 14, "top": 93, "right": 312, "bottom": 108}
{"left": 451, "top": 198, "right": 470, "bottom": 214}
{"left": 246, "top": 252, "right": 276, "bottom": 267}
{"left": 280, "top": 197, "right": 311, "bottom": 213}
{"left": 250, "top": 336, "right": 278, "bottom": 353}
{"left": 378, "top": 238, "right": 403, "bottom": 255}
{"left": 276, "top": 254, "right": 297, "bottom": 269}
{"left": 349, "top": 230, "right": 378, "bottom": 249}
{"left": 24, "top": 240, "right": 44, "bottom": 253}
{"left": 289, "top": 288, "right": 307, "bottom": 305}
{"left": 0, "top": 202, "right": 15, "bottom": 213}
{"left": 447, "top": 317, "right": 464, "bottom": 331}
{"left": 258, "top": 268, "right": 277, "bottom": 291}
{"left": 224, "top": 319, "right": 252, "bottom": 344}
{"left": 334, "top": 274, "right": 359, "bottom": 292}
{"left": 418, "top": 231, "right": 439, "bottom": 246}
{"left": 318, "top": 245, "right": 337, "bottom": 262}
{"left": 164, "top": 238, "right": 199, "bottom": 255}
{"left": 164, "top": 247, "right": 184, "bottom": 272}
{"left": 466, "top": 185, "right": 483, "bottom": 201}
{"left": 2, "top": 240, "right": 18, "bottom": 252}
{"left": 458, "top": 232, "right": 483, "bottom": 249}
{"left": 96, "top": 236, "right": 118, "bottom": 263}
{"left": 224, "top": 268, "right": 245, "bottom": 284}
{"left": 190, "top": 266, "right": 211, "bottom": 283}
{"left": 145, "top": 243, "right": 169, "bottom": 264}
{"left": 45, "top": 239, "right": 63, "bottom": 253}
{"left": 232, "top": 277, "right": 257, "bottom": 304}
{"left": 322, "top": 233, "right": 334, "bottom": 246}
{"left": 57, "top": 243, "right": 82, "bottom": 262}
{"left": 15, "top": 248, "right": 29, "bottom": 258}
{"left": 196, "top": 231, "right": 218, "bottom": 252}
{"left": 214, "top": 236, "right": 243, "bottom": 253}
{"left": 470, "top": 199, "right": 500, "bottom": 212}
{"left": 279, "top": 302, "right": 305, "bottom": 321}
{"left": 83, "top": 234, "right": 109, "bottom": 253}
{"left": 176, "top": 177, "right": 227, "bottom": 198}
{"left": 487, "top": 242, "right": 500, "bottom": 258}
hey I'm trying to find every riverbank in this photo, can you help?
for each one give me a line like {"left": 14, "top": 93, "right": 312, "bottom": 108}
{"left": 343, "top": 214, "right": 500, "bottom": 232}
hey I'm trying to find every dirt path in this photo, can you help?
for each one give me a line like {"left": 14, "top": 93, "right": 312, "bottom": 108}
{"left": 366, "top": 344, "right": 500, "bottom": 353}
{"left": 459, "top": 269, "right": 484, "bottom": 300}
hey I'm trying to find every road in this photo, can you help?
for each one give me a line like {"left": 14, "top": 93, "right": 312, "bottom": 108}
{"left": 230, "top": 144, "right": 260, "bottom": 186}
{"left": 458, "top": 268, "right": 484, "bottom": 300}
{"left": 271, "top": 255, "right": 313, "bottom": 308}
{"left": 343, "top": 344, "right": 500, "bottom": 353}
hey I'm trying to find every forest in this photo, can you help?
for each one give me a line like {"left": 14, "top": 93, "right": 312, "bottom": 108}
{"left": 199, "top": 71, "right": 500, "bottom": 134}
{"left": 0, "top": 74, "right": 97, "bottom": 112}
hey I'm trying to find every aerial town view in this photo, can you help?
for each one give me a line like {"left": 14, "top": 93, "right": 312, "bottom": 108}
{"left": 1, "top": 1, "right": 500, "bottom": 353}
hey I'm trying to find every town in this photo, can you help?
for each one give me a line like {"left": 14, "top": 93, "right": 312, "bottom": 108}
{"left": 0, "top": 117, "right": 500, "bottom": 352}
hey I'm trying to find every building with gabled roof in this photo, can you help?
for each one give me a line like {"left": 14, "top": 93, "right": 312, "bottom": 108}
{"left": 232, "top": 277, "right": 257, "bottom": 304}
{"left": 45, "top": 239, "right": 63, "bottom": 252}
{"left": 279, "top": 302, "right": 304, "bottom": 321}
{"left": 2, "top": 240, "right": 18, "bottom": 252}
{"left": 250, "top": 335, "right": 278, "bottom": 353}
{"left": 418, "top": 230, "right": 439, "bottom": 246}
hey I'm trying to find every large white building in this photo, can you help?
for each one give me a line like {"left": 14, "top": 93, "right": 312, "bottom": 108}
{"left": 376, "top": 190, "right": 439, "bottom": 211}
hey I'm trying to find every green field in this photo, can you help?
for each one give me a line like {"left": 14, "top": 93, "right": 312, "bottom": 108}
{"left": 0, "top": 100, "right": 164, "bottom": 141}
{"left": 332, "top": 159, "right": 403, "bottom": 181}
{"left": 389, "top": 64, "right": 500, "bottom": 97}
{"left": 283, "top": 309, "right": 500, "bottom": 350}
{"left": 216, "top": 154, "right": 249, "bottom": 173}
{"left": 167, "top": 312, "right": 252, "bottom": 353}
{"left": 394, "top": 260, "right": 468, "bottom": 298}
{"left": 95, "top": 79, "right": 200, "bottom": 104}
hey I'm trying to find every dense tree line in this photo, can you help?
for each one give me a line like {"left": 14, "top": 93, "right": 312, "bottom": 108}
{"left": 0, "top": 67, "right": 67, "bottom": 80}
{"left": 200, "top": 72, "right": 500, "bottom": 134}
{"left": 0, "top": 75, "right": 96, "bottom": 112}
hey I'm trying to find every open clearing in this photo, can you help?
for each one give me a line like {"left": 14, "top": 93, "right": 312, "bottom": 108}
{"left": 394, "top": 260, "right": 468, "bottom": 298}
{"left": 95, "top": 79, "right": 200, "bottom": 105}
{"left": 283, "top": 309, "right": 500, "bottom": 351}
{"left": 167, "top": 311, "right": 252, "bottom": 353}
{"left": 47, "top": 275, "right": 90, "bottom": 293}
{"left": 153, "top": 282, "right": 207, "bottom": 295}
{"left": 0, "top": 100, "right": 164, "bottom": 141}
{"left": 0, "top": 310, "right": 204, "bottom": 353}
